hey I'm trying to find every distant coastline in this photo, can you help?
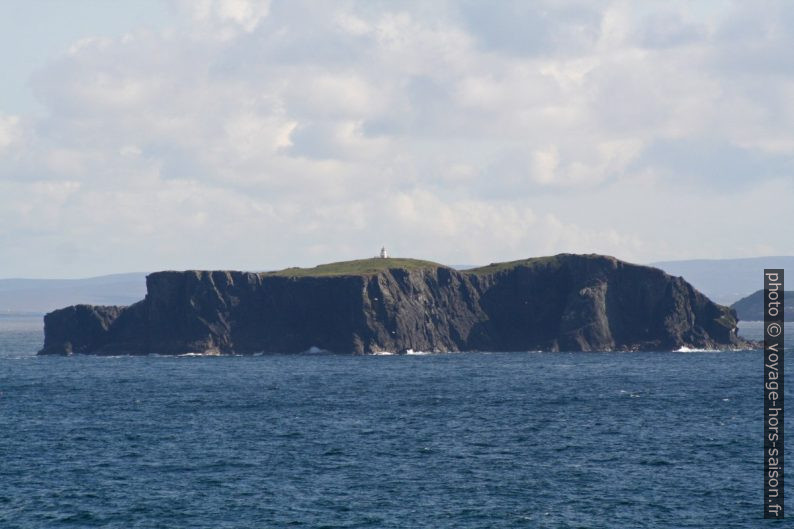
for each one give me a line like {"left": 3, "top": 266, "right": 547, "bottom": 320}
{"left": 731, "top": 290, "right": 794, "bottom": 322}
{"left": 652, "top": 256, "right": 794, "bottom": 305}
{"left": 0, "top": 310, "right": 45, "bottom": 317}
{"left": 0, "top": 273, "right": 147, "bottom": 314}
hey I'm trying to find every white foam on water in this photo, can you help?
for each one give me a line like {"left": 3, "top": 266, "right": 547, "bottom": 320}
{"left": 302, "top": 346, "right": 330, "bottom": 354}
{"left": 675, "top": 346, "right": 720, "bottom": 353}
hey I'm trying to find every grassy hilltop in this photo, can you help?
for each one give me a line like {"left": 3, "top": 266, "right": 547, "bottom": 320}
{"left": 466, "top": 255, "right": 561, "bottom": 275}
{"left": 465, "top": 253, "right": 618, "bottom": 275}
{"left": 267, "top": 254, "right": 610, "bottom": 278}
{"left": 267, "top": 257, "right": 448, "bottom": 277}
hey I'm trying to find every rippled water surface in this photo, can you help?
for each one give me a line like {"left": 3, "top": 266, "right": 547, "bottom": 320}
{"left": 1, "top": 317, "right": 790, "bottom": 528}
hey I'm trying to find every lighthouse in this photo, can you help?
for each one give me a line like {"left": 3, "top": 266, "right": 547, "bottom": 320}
{"left": 379, "top": 246, "right": 389, "bottom": 259}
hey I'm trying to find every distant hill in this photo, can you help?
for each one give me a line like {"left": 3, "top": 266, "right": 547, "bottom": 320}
{"left": 652, "top": 256, "right": 794, "bottom": 305}
{"left": 3, "top": 255, "right": 791, "bottom": 313}
{"left": 731, "top": 290, "right": 794, "bottom": 322}
{"left": 0, "top": 273, "right": 147, "bottom": 314}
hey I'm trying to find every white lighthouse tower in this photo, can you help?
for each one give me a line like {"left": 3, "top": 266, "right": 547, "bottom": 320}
{"left": 379, "top": 246, "right": 389, "bottom": 259}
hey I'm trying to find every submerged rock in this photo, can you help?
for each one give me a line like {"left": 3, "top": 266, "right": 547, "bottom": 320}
{"left": 38, "top": 254, "right": 751, "bottom": 355}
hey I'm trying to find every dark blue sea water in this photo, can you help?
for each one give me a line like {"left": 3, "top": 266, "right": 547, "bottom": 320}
{"left": 1, "top": 316, "right": 791, "bottom": 528}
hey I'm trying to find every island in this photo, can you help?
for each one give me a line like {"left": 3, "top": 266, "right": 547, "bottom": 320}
{"left": 38, "top": 253, "right": 752, "bottom": 355}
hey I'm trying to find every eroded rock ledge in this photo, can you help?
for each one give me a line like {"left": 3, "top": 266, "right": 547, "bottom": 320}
{"left": 38, "top": 254, "right": 751, "bottom": 355}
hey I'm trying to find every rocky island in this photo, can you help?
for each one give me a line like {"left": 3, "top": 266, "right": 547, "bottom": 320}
{"left": 38, "top": 253, "right": 751, "bottom": 355}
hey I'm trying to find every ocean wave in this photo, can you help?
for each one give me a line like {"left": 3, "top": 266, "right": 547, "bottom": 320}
{"left": 674, "top": 346, "right": 720, "bottom": 353}
{"left": 301, "top": 346, "right": 330, "bottom": 355}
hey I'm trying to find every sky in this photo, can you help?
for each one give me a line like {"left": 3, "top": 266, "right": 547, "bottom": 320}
{"left": 1, "top": 0, "right": 792, "bottom": 278}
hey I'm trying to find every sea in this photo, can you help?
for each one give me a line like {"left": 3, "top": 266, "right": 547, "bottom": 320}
{"left": 0, "top": 316, "right": 791, "bottom": 529}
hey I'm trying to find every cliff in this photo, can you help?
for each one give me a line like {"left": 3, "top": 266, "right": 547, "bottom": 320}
{"left": 38, "top": 254, "right": 751, "bottom": 355}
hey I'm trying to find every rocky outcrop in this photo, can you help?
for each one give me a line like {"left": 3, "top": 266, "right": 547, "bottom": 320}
{"left": 38, "top": 254, "right": 752, "bottom": 355}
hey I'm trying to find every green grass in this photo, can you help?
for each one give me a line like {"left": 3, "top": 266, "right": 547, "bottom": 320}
{"left": 464, "top": 254, "right": 618, "bottom": 275}
{"left": 267, "top": 257, "right": 448, "bottom": 277}
{"left": 266, "top": 253, "right": 612, "bottom": 278}
{"left": 464, "top": 255, "right": 563, "bottom": 275}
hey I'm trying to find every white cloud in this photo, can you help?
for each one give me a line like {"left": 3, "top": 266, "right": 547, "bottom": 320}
{"left": 0, "top": 0, "right": 792, "bottom": 277}
{"left": 0, "top": 115, "right": 23, "bottom": 155}
{"left": 179, "top": 0, "right": 271, "bottom": 37}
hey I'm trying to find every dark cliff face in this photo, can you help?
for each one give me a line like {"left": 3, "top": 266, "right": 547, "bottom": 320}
{"left": 39, "top": 254, "right": 750, "bottom": 355}
{"left": 39, "top": 305, "right": 124, "bottom": 355}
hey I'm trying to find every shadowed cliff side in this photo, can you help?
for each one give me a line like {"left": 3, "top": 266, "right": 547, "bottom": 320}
{"left": 38, "top": 254, "right": 751, "bottom": 355}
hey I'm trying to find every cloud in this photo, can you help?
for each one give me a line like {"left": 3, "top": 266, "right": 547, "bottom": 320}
{"left": 458, "top": 0, "right": 604, "bottom": 57}
{"left": 180, "top": 0, "right": 271, "bottom": 37}
{"left": 632, "top": 138, "right": 794, "bottom": 189}
{"left": 0, "top": 0, "right": 793, "bottom": 276}
{"left": 0, "top": 115, "right": 23, "bottom": 155}
{"left": 634, "top": 10, "right": 707, "bottom": 49}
